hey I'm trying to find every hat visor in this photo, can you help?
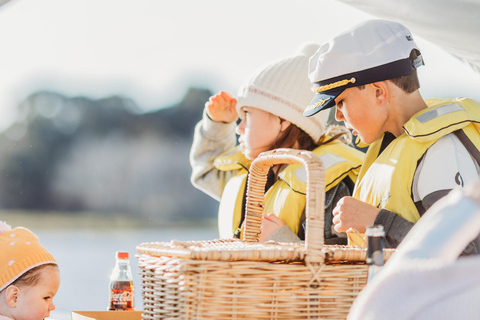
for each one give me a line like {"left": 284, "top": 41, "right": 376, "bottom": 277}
{"left": 303, "top": 89, "right": 341, "bottom": 117}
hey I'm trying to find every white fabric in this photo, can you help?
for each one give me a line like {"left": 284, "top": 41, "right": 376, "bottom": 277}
{"left": 308, "top": 20, "right": 420, "bottom": 82}
{"left": 336, "top": 0, "right": 480, "bottom": 75}
{"left": 236, "top": 43, "right": 329, "bottom": 142}
{"left": 348, "top": 183, "right": 480, "bottom": 320}
{"left": 413, "top": 133, "right": 480, "bottom": 202}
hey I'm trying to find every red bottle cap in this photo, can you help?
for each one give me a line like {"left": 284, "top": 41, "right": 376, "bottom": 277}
{"left": 116, "top": 251, "right": 129, "bottom": 259}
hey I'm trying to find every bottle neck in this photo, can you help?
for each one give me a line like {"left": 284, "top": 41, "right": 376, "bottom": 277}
{"left": 111, "top": 259, "right": 133, "bottom": 281}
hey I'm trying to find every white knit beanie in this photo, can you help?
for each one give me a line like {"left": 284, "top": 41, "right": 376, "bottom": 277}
{"left": 236, "top": 43, "right": 328, "bottom": 142}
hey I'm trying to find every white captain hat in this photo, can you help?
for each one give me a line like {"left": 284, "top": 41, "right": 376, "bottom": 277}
{"left": 304, "top": 19, "right": 424, "bottom": 117}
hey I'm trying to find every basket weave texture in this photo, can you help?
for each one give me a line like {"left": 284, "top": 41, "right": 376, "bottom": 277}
{"left": 137, "top": 149, "right": 394, "bottom": 319}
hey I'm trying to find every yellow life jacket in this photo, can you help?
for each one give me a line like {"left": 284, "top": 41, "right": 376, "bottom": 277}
{"left": 214, "top": 140, "right": 365, "bottom": 238}
{"left": 213, "top": 145, "right": 251, "bottom": 239}
{"left": 350, "top": 98, "right": 480, "bottom": 246}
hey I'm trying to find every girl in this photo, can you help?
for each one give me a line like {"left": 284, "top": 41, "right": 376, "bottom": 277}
{"left": 190, "top": 44, "right": 365, "bottom": 243}
{"left": 0, "top": 222, "right": 60, "bottom": 320}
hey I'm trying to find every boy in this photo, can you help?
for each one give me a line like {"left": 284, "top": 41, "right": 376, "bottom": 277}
{"left": 304, "top": 20, "right": 480, "bottom": 249}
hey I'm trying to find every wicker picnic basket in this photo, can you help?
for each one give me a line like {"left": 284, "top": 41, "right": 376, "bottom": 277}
{"left": 137, "top": 149, "right": 394, "bottom": 319}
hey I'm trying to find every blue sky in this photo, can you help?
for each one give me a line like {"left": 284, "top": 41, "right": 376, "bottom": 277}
{"left": 0, "top": 0, "right": 479, "bottom": 132}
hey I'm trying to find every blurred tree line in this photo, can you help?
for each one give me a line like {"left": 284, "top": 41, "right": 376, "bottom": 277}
{"left": 0, "top": 88, "right": 219, "bottom": 226}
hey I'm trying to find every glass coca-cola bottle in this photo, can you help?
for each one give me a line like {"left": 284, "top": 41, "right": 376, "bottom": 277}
{"left": 108, "top": 251, "right": 135, "bottom": 311}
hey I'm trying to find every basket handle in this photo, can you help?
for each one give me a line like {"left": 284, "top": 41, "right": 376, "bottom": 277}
{"left": 242, "top": 148, "right": 325, "bottom": 262}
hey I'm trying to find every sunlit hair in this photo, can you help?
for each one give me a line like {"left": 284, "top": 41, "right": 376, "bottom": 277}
{"left": 389, "top": 49, "right": 421, "bottom": 93}
{"left": 9, "top": 263, "right": 58, "bottom": 288}
{"left": 265, "top": 121, "right": 351, "bottom": 185}
{"left": 271, "top": 120, "right": 352, "bottom": 151}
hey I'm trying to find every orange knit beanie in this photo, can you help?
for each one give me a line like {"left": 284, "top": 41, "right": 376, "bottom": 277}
{"left": 0, "top": 221, "right": 57, "bottom": 291}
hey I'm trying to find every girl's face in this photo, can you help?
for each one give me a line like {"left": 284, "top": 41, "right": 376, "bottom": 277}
{"left": 12, "top": 265, "right": 60, "bottom": 320}
{"left": 236, "top": 106, "right": 286, "bottom": 160}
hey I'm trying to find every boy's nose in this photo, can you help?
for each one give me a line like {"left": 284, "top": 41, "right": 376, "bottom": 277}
{"left": 335, "top": 108, "right": 345, "bottom": 122}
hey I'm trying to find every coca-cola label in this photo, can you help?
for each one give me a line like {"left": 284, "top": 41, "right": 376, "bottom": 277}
{"left": 112, "top": 291, "right": 132, "bottom": 302}
{"left": 109, "top": 289, "right": 134, "bottom": 310}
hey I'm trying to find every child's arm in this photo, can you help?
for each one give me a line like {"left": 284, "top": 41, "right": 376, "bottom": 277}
{"left": 332, "top": 198, "right": 415, "bottom": 248}
{"left": 373, "top": 209, "right": 415, "bottom": 248}
{"left": 189, "top": 92, "right": 239, "bottom": 200}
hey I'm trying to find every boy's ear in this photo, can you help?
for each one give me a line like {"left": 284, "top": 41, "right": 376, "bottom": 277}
{"left": 371, "top": 81, "right": 389, "bottom": 105}
{"left": 280, "top": 120, "right": 291, "bottom": 132}
{"left": 5, "top": 285, "right": 20, "bottom": 307}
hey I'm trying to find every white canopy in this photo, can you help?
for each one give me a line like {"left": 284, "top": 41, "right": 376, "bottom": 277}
{"left": 1, "top": 0, "right": 478, "bottom": 75}
{"left": 337, "top": 0, "right": 480, "bottom": 75}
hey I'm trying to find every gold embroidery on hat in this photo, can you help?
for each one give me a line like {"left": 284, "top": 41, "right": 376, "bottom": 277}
{"left": 312, "top": 77, "right": 356, "bottom": 93}
{"left": 305, "top": 97, "right": 331, "bottom": 111}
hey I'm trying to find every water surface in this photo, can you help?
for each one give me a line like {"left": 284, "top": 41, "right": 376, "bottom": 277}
{"left": 38, "top": 227, "right": 217, "bottom": 320}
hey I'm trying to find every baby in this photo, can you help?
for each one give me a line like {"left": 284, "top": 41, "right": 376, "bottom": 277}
{"left": 0, "top": 221, "right": 60, "bottom": 320}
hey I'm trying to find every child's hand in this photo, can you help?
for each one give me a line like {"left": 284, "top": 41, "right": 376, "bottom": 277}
{"left": 260, "top": 213, "right": 286, "bottom": 242}
{"left": 332, "top": 196, "right": 379, "bottom": 233}
{"left": 205, "top": 91, "right": 238, "bottom": 123}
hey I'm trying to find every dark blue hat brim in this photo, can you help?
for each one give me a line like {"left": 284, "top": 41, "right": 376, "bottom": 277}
{"left": 303, "top": 88, "right": 343, "bottom": 117}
